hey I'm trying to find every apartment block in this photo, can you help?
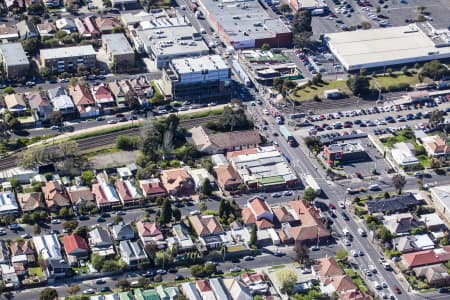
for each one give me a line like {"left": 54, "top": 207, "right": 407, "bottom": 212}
{"left": 40, "top": 45, "right": 97, "bottom": 73}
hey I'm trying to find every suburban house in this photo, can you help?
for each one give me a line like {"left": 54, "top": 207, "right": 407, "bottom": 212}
{"left": 214, "top": 164, "right": 242, "bottom": 192}
{"left": 89, "top": 227, "right": 115, "bottom": 258}
{"left": 33, "top": 234, "right": 70, "bottom": 277}
{"left": 10, "top": 240, "right": 35, "bottom": 265}
{"left": 115, "top": 180, "right": 142, "bottom": 206}
{"left": 95, "top": 17, "right": 121, "bottom": 33}
{"left": 61, "top": 234, "right": 89, "bottom": 266}
{"left": 185, "top": 167, "right": 216, "bottom": 192}
{"left": 136, "top": 221, "right": 164, "bottom": 245}
{"left": 413, "top": 264, "right": 450, "bottom": 287}
{"left": 4, "top": 93, "right": 27, "bottom": 115}
{"left": 167, "top": 224, "right": 195, "bottom": 252}
{"left": 391, "top": 142, "right": 420, "bottom": 169}
{"left": 41, "top": 181, "right": 70, "bottom": 211}
{"left": 108, "top": 80, "right": 128, "bottom": 104}
{"left": 279, "top": 200, "right": 330, "bottom": 245}
{"left": 16, "top": 20, "right": 39, "bottom": 39}
{"left": 382, "top": 213, "right": 414, "bottom": 235}
{"left": 48, "top": 87, "right": 75, "bottom": 115}
{"left": 156, "top": 285, "right": 179, "bottom": 300}
{"left": 92, "top": 182, "right": 121, "bottom": 209}
{"left": 190, "top": 126, "right": 261, "bottom": 154}
{"left": 393, "top": 234, "right": 435, "bottom": 253}
{"left": 160, "top": 168, "right": 195, "bottom": 196}
{"left": 27, "top": 90, "right": 53, "bottom": 120}
{"left": 366, "top": 193, "right": 420, "bottom": 215}
{"left": 402, "top": 246, "right": 450, "bottom": 268}
{"left": 0, "top": 191, "right": 19, "bottom": 215}
{"left": 118, "top": 240, "right": 147, "bottom": 266}
{"left": 67, "top": 185, "right": 95, "bottom": 208}
{"left": 181, "top": 282, "right": 202, "bottom": 300}
{"left": 421, "top": 135, "right": 450, "bottom": 157}
{"left": 189, "top": 215, "right": 227, "bottom": 249}
{"left": 242, "top": 197, "right": 275, "bottom": 229}
{"left": 139, "top": 178, "right": 167, "bottom": 199}
{"left": 312, "top": 257, "right": 357, "bottom": 296}
{"left": 92, "top": 83, "right": 116, "bottom": 109}
{"left": 419, "top": 213, "right": 447, "bottom": 232}
{"left": 223, "top": 278, "right": 252, "bottom": 300}
{"left": 69, "top": 84, "right": 99, "bottom": 118}
{"left": 0, "top": 240, "right": 10, "bottom": 264}
{"left": 312, "top": 257, "right": 344, "bottom": 278}
{"left": 195, "top": 280, "right": 216, "bottom": 300}
{"left": 241, "top": 273, "right": 269, "bottom": 294}
{"left": 111, "top": 223, "right": 135, "bottom": 241}
{"left": 0, "top": 24, "right": 18, "bottom": 41}
{"left": 209, "top": 278, "right": 230, "bottom": 300}
{"left": 37, "top": 22, "right": 57, "bottom": 37}
{"left": 55, "top": 18, "right": 76, "bottom": 32}
{"left": 128, "top": 76, "right": 153, "bottom": 99}
{"left": 16, "top": 192, "right": 45, "bottom": 212}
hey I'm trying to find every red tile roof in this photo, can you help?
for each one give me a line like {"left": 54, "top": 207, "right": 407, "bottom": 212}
{"left": 402, "top": 246, "right": 450, "bottom": 268}
{"left": 196, "top": 279, "right": 212, "bottom": 292}
{"left": 62, "top": 234, "right": 89, "bottom": 255}
{"left": 140, "top": 180, "right": 166, "bottom": 197}
{"left": 136, "top": 221, "right": 163, "bottom": 241}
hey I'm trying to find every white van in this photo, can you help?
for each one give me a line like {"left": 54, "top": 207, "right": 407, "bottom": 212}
{"left": 368, "top": 184, "right": 380, "bottom": 191}
{"left": 343, "top": 227, "right": 350, "bottom": 236}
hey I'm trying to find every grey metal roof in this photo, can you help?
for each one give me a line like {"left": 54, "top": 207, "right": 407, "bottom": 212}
{"left": 0, "top": 43, "right": 29, "bottom": 67}
{"left": 366, "top": 193, "right": 419, "bottom": 213}
{"left": 102, "top": 33, "right": 134, "bottom": 56}
{"left": 40, "top": 45, "right": 96, "bottom": 60}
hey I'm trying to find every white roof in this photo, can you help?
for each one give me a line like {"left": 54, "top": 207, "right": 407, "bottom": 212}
{"left": 391, "top": 142, "right": 419, "bottom": 166}
{"left": 431, "top": 185, "right": 450, "bottom": 211}
{"left": 32, "top": 234, "right": 62, "bottom": 261}
{"left": 419, "top": 213, "right": 445, "bottom": 227}
{"left": 185, "top": 167, "right": 215, "bottom": 187}
{"left": 52, "top": 95, "right": 74, "bottom": 110}
{"left": 325, "top": 23, "right": 450, "bottom": 70}
{"left": 181, "top": 282, "right": 202, "bottom": 300}
{"left": 171, "top": 55, "right": 229, "bottom": 74}
{"left": 41, "top": 45, "right": 96, "bottom": 60}
{"left": 0, "top": 191, "right": 19, "bottom": 213}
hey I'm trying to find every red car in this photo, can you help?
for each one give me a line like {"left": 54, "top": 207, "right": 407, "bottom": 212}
{"left": 393, "top": 285, "right": 401, "bottom": 294}
{"left": 329, "top": 203, "right": 336, "bottom": 209}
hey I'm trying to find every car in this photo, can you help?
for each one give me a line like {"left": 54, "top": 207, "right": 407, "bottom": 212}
{"left": 83, "top": 288, "right": 95, "bottom": 294}
{"left": 271, "top": 192, "right": 281, "bottom": 198}
{"left": 62, "top": 228, "right": 71, "bottom": 233}
{"left": 382, "top": 282, "right": 388, "bottom": 288}
{"left": 25, "top": 81, "right": 35, "bottom": 87}
{"left": 107, "top": 119, "right": 117, "bottom": 124}
{"left": 351, "top": 250, "right": 358, "bottom": 257}
{"left": 96, "top": 117, "right": 105, "bottom": 121}
{"left": 97, "top": 217, "right": 106, "bottom": 222}
{"left": 117, "top": 211, "right": 126, "bottom": 215}
{"left": 343, "top": 239, "right": 351, "bottom": 246}
{"left": 168, "top": 267, "right": 178, "bottom": 273}
{"left": 100, "top": 287, "right": 111, "bottom": 293}
{"left": 96, "top": 279, "right": 106, "bottom": 284}
{"left": 175, "top": 275, "right": 185, "bottom": 280}
{"left": 368, "top": 264, "right": 377, "bottom": 273}
{"left": 78, "top": 215, "right": 89, "bottom": 221}
{"left": 243, "top": 255, "right": 254, "bottom": 261}
{"left": 231, "top": 258, "right": 241, "bottom": 263}
{"left": 230, "top": 267, "right": 241, "bottom": 273}
{"left": 310, "top": 245, "right": 320, "bottom": 251}
{"left": 338, "top": 201, "right": 345, "bottom": 209}
{"left": 273, "top": 250, "right": 285, "bottom": 257}
{"left": 438, "top": 287, "right": 449, "bottom": 293}
{"left": 414, "top": 172, "right": 423, "bottom": 178}
{"left": 156, "top": 269, "right": 167, "bottom": 275}
{"left": 364, "top": 268, "right": 372, "bottom": 276}
{"left": 50, "top": 219, "right": 61, "bottom": 224}
{"left": 357, "top": 249, "right": 364, "bottom": 256}
{"left": 21, "top": 233, "right": 31, "bottom": 239}
{"left": 0, "top": 229, "right": 6, "bottom": 236}
{"left": 283, "top": 190, "right": 293, "bottom": 196}
{"left": 341, "top": 212, "right": 349, "bottom": 220}
{"left": 393, "top": 285, "right": 401, "bottom": 294}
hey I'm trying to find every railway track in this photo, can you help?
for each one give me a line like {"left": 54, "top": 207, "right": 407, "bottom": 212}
{"left": 0, "top": 116, "right": 219, "bottom": 171}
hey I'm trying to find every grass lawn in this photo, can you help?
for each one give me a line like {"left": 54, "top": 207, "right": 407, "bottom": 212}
{"left": 369, "top": 73, "right": 424, "bottom": 90}
{"left": 28, "top": 267, "right": 44, "bottom": 278}
{"left": 291, "top": 79, "right": 350, "bottom": 101}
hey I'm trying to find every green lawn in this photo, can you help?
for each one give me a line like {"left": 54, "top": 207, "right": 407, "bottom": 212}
{"left": 291, "top": 79, "right": 350, "bottom": 101}
{"left": 28, "top": 267, "right": 44, "bottom": 278}
{"left": 369, "top": 73, "right": 422, "bottom": 90}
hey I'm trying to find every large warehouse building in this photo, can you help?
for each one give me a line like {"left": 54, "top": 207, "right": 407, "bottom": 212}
{"left": 198, "top": 0, "right": 292, "bottom": 49}
{"left": 324, "top": 23, "right": 450, "bottom": 71}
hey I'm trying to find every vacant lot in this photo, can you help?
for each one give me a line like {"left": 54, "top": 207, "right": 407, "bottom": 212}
{"left": 292, "top": 79, "right": 350, "bottom": 101}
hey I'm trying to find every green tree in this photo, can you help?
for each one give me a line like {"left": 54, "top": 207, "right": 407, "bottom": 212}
{"left": 90, "top": 253, "right": 104, "bottom": 271}
{"left": 279, "top": 3, "right": 292, "bottom": 14}
{"left": 74, "top": 226, "right": 89, "bottom": 239}
{"left": 377, "top": 226, "right": 393, "bottom": 243}
{"left": 81, "top": 170, "right": 95, "bottom": 185}
{"left": 250, "top": 223, "right": 257, "bottom": 247}
{"left": 429, "top": 109, "right": 444, "bottom": 128}
{"left": 3, "top": 86, "right": 14, "bottom": 94}
{"left": 116, "top": 136, "right": 139, "bottom": 151}
{"left": 67, "top": 284, "right": 80, "bottom": 295}
{"left": 62, "top": 220, "right": 79, "bottom": 231}
{"left": 201, "top": 178, "right": 212, "bottom": 196}
{"left": 294, "top": 241, "right": 309, "bottom": 264}
{"left": 58, "top": 140, "right": 79, "bottom": 158}
{"left": 392, "top": 174, "right": 406, "bottom": 194}
{"left": 203, "top": 262, "right": 216, "bottom": 276}
{"left": 116, "top": 278, "right": 130, "bottom": 290}
{"left": 335, "top": 248, "right": 348, "bottom": 261}
{"left": 346, "top": 74, "right": 370, "bottom": 96}
{"left": 275, "top": 268, "right": 297, "bottom": 295}
{"left": 39, "top": 287, "right": 58, "bottom": 300}
{"left": 40, "top": 67, "right": 52, "bottom": 79}
{"left": 160, "top": 198, "right": 172, "bottom": 225}
{"left": 291, "top": 9, "right": 313, "bottom": 48}
{"left": 48, "top": 111, "right": 63, "bottom": 126}
{"left": 58, "top": 207, "right": 69, "bottom": 219}
{"left": 420, "top": 60, "right": 448, "bottom": 80}
{"left": 112, "top": 26, "right": 124, "bottom": 33}
{"left": 386, "top": 68, "right": 393, "bottom": 76}
{"left": 55, "top": 30, "right": 68, "bottom": 39}
{"left": 22, "top": 38, "right": 40, "bottom": 55}
{"left": 172, "top": 207, "right": 181, "bottom": 221}
{"left": 303, "top": 187, "right": 317, "bottom": 202}
{"left": 218, "top": 198, "right": 226, "bottom": 218}
{"left": 190, "top": 265, "right": 204, "bottom": 278}
{"left": 198, "top": 201, "right": 207, "bottom": 211}
{"left": 261, "top": 43, "right": 271, "bottom": 51}
{"left": 124, "top": 90, "right": 141, "bottom": 110}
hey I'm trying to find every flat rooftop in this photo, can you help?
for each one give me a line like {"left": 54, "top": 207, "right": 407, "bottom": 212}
{"left": 171, "top": 55, "right": 228, "bottom": 74}
{"left": 40, "top": 45, "right": 96, "bottom": 60}
{"left": 0, "top": 43, "right": 29, "bottom": 66}
{"left": 102, "top": 33, "right": 134, "bottom": 55}
{"left": 199, "top": 0, "right": 290, "bottom": 42}
{"left": 136, "top": 25, "right": 208, "bottom": 56}
{"left": 325, "top": 23, "right": 450, "bottom": 70}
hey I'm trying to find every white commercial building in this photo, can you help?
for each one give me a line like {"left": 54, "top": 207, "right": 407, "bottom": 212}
{"left": 0, "top": 191, "right": 19, "bottom": 215}
{"left": 325, "top": 23, "right": 450, "bottom": 71}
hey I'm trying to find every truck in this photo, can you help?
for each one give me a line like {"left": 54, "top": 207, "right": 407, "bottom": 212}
{"left": 279, "top": 125, "right": 297, "bottom": 146}
{"left": 303, "top": 174, "right": 321, "bottom": 194}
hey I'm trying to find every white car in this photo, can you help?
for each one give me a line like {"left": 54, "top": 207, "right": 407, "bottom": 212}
{"left": 50, "top": 219, "right": 61, "bottom": 224}
{"left": 338, "top": 201, "right": 345, "bottom": 209}
{"left": 83, "top": 288, "right": 95, "bottom": 294}
{"left": 263, "top": 109, "right": 269, "bottom": 115}
{"left": 283, "top": 190, "right": 293, "bottom": 196}
{"left": 343, "top": 239, "right": 351, "bottom": 246}
{"left": 351, "top": 250, "right": 358, "bottom": 257}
